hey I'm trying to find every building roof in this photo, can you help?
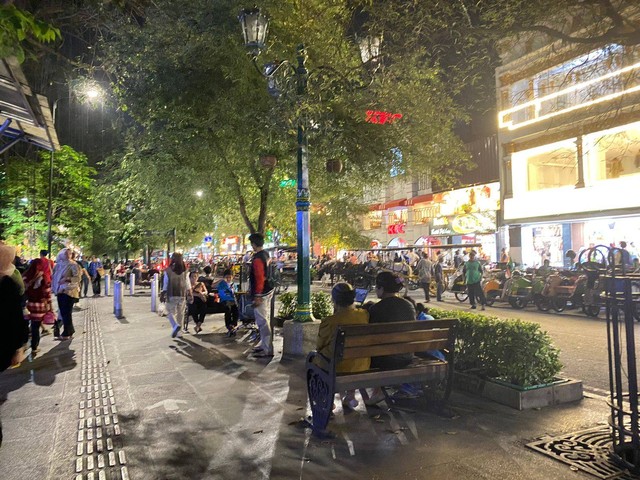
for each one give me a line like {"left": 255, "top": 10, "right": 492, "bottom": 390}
{"left": 0, "top": 56, "right": 59, "bottom": 152}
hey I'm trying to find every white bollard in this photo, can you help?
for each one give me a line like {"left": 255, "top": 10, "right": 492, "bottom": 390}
{"left": 129, "top": 273, "right": 136, "bottom": 296}
{"left": 104, "top": 274, "right": 111, "bottom": 296}
{"left": 151, "top": 274, "right": 158, "bottom": 312}
{"left": 114, "top": 281, "right": 124, "bottom": 319}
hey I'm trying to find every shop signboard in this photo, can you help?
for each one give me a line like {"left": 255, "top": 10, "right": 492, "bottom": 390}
{"left": 430, "top": 211, "right": 497, "bottom": 236}
{"left": 430, "top": 216, "right": 454, "bottom": 236}
{"left": 433, "top": 182, "right": 500, "bottom": 217}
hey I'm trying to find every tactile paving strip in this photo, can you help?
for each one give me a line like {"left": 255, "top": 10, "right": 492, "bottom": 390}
{"left": 74, "top": 300, "right": 130, "bottom": 480}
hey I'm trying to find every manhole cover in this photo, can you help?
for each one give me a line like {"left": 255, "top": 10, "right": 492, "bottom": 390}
{"left": 527, "top": 426, "right": 640, "bottom": 479}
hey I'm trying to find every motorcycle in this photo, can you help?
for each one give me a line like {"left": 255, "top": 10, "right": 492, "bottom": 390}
{"left": 483, "top": 268, "right": 513, "bottom": 306}
{"left": 507, "top": 270, "right": 546, "bottom": 309}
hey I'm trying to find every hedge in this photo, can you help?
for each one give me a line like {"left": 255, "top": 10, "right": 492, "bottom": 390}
{"left": 429, "top": 308, "right": 562, "bottom": 387}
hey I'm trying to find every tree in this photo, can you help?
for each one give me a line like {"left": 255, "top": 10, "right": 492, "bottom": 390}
{"left": 0, "top": 3, "right": 60, "bottom": 62}
{"left": 95, "top": 0, "right": 470, "bottom": 250}
{"left": 0, "top": 146, "right": 96, "bottom": 256}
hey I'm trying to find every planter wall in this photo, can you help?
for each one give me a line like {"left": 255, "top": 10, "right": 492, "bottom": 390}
{"left": 455, "top": 371, "right": 583, "bottom": 410}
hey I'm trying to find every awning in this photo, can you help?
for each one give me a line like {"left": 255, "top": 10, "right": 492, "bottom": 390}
{"left": 0, "top": 57, "right": 59, "bottom": 153}
{"left": 409, "top": 193, "right": 433, "bottom": 205}
{"left": 384, "top": 198, "right": 408, "bottom": 209}
{"left": 368, "top": 203, "right": 383, "bottom": 211}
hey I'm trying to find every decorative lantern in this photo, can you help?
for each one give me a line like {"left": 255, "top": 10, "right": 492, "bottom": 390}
{"left": 260, "top": 155, "right": 277, "bottom": 168}
{"left": 326, "top": 158, "right": 343, "bottom": 173}
{"left": 358, "top": 35, "right": 382, "bottom": 65}
{"left": 238, "top": 7, "right": 269, "bottom": 53}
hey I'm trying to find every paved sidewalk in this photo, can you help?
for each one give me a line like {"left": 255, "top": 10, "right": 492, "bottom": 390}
{"left": 0, "top": 292, "right": 622, "bottom": 480}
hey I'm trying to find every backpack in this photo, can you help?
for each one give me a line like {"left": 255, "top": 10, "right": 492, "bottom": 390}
{"left": 266, "top": 260, "right": 279, "bottom": 291}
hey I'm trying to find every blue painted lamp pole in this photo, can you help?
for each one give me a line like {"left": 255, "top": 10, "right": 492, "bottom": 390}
{"left": 238, "top": 8, "right": 379, "bottom": 322}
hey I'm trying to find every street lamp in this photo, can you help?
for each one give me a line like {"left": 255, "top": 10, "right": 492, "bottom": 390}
{"left": 238, "top": 7, "right": 380, "bottom": 322}
{"left": 47, "top": 86, "right": 104, "bottom": 257}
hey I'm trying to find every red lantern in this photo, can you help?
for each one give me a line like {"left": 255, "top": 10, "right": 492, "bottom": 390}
{"left": 326, "top": 158, "right": 343, "bottom": 173}
{"left": 260, "top": 155, "right": 277, "bottom": 168}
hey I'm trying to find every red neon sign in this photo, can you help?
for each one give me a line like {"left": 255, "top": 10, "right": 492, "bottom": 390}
{"left": 387, "top": 223, "right": 406, "bottom": 235}
{"left": 366, "top": 110, "right": 403, "bottom": 125}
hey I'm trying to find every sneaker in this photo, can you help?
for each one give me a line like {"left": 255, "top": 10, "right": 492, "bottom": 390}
{"left": 171, "top": 324, "right": 180, "bottom": 338}
{"left": 251, "top": 346, "right": 265, "bottom": 353}
{"left": 194, "top": 324, "right": 202, "bottom": 334}
{"left": 481, "top": 305, "right": 486, "bottom": 311}
{"left": 252, "top": 350, "right": 273, "bottom": 358}
{"left": 32, "top": 347, "right": 40, "bottom": 354}
{"left": 470, "top": 305, "right": 477, "bottom": 309}
{"left": 342, "top": 397, "right": 359, "bottom": 410}
{"left": 40, "top": 329, "right": 51, "bottom": 336}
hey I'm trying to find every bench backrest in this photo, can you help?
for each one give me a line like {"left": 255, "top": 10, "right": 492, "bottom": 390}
{"left": 333, "top": 319, "right": 458, "bottom": 361}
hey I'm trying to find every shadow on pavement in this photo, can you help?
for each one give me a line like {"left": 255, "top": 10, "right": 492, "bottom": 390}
{"left": 0, "top": 341, "right": 78, "bottom": 402}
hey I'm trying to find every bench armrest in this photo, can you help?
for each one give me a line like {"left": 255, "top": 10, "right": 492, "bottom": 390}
{"left": 306, "top": 350, "right": 331, "bottom": 371}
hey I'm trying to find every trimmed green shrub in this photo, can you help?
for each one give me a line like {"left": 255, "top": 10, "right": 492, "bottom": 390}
{"left": 429, "top": 308, "right": 562, "bottom": 387}
{"left": 277, "top": 291, "right": 334, "bottom": 320}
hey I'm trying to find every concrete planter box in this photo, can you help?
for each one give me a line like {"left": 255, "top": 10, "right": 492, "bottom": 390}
{"left": 454, "top": 371, "right": 583, "bottom": 410}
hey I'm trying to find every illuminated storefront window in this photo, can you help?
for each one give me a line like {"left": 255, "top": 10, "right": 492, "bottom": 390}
{"left": 365, "top": 210, "right": 382, "bottom": 230}
{"left": 584, "top": 121, "right": 640, "bottom": 181}
{"left": 527, "top": 145, "right": 577, "bottom": 190}
{"left": 499, "top": 44, "right": 640, "bottom": 130}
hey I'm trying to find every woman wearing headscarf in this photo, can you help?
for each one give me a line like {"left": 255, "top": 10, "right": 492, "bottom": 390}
{"left": 51, "top": 248, "right": 81, "bottom": 340}
{"left": 0, "top": 244, "right": 28, "bottom": 446}
{"left": 160, "top": 253, "right": 192, "bottom": 338}
{"left": 23, "top": 249, "right": 53, "bottom": 353}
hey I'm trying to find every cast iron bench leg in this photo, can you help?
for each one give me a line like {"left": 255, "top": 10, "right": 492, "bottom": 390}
{"left": 306, "top": 367, "right": 333, "bottom": 434}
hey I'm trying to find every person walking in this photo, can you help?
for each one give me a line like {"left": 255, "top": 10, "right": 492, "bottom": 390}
{"left": 77, "top": 255, "right": 91, "bottom": 298}
{"left": 22, "top": 249, "right": 53, "bottom": 354}
{"left": 433, "top": 255, "right": 445, "bottom": 302}
{"left": 465, "top": 251, "right": 486, "bottom": 310}
{"left": 0, "top": 243, "right": 29, "bottom": 446}
{"left": 415, "top": 251, "right": 433, "bottom": 302}
{"left": 88, "top": 256, "right": 104, "bottom": 296}
{"left": 51, "top": 248, "right": 82, "bottom": 339}
{"left": 161, "top": 253, "right": 192, "bottom": 338}
{"left": 248, "top": 233, "right": 274, "bottom": 357}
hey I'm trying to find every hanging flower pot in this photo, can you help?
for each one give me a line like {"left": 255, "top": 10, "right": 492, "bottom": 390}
{"left": 260, "top": 155, "right": 277, "bottom": 168}
{"left": 326, "top": 158, "right": 343, "bottom": 173}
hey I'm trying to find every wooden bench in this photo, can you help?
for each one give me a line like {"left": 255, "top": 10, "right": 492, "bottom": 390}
{"left": 305, "top": 319, "right": 458, "bottom": 434}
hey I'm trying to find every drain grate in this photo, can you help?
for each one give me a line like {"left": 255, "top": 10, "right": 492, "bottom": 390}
{"left": 527, "top": 426, "right": 640, "bottom": 480}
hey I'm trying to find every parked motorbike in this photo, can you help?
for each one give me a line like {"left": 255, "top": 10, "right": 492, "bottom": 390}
{"left": 483, "top": 268, "right": 513, "bottom": 306}
{"left": 507, "top": 270, "right": 546, "bottom": 309}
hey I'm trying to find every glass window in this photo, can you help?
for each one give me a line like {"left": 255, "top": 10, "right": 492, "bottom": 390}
{"left": 526, "top": 145, "right": 577, "bottom": 191}
{"left": 587, "top": 124, "right": 640, "bottom": 180}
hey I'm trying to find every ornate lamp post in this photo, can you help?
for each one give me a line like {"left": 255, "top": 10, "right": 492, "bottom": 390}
{"left": 238, "top": 7, "right": 380, "bottom": 322}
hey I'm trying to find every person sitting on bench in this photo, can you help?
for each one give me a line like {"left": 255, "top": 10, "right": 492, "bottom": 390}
{"left": 316, "top": 282, "right": 370, "bottom": 410}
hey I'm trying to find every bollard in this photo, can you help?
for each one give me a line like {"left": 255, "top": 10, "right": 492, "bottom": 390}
{"left": 114, "top": 281, "right": 124, "bottom": 319}
{"left": 129, "top": 273, "right": 136, "bottom": 296}
{"left": 151, "top": 274, "right": 158, "bottom": 312}
{"left": 104, "top": 274, "right": 111, "bottom": 296}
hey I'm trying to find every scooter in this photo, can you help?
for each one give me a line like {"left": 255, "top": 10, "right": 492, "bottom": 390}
{"left": 507, "top": 272, "right": 546, "bottom": 309}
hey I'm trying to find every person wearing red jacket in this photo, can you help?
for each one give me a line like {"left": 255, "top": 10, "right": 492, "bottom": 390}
{"left": 248, "top": 233, "right": 274, "bottom": 357}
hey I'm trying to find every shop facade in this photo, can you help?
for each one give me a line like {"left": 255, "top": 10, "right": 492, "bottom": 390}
{"left": 497, "top": 34, "right": 640, "bottom": 267}
{"left": 363, "top": 181, "right": 501, "bottom": 261}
